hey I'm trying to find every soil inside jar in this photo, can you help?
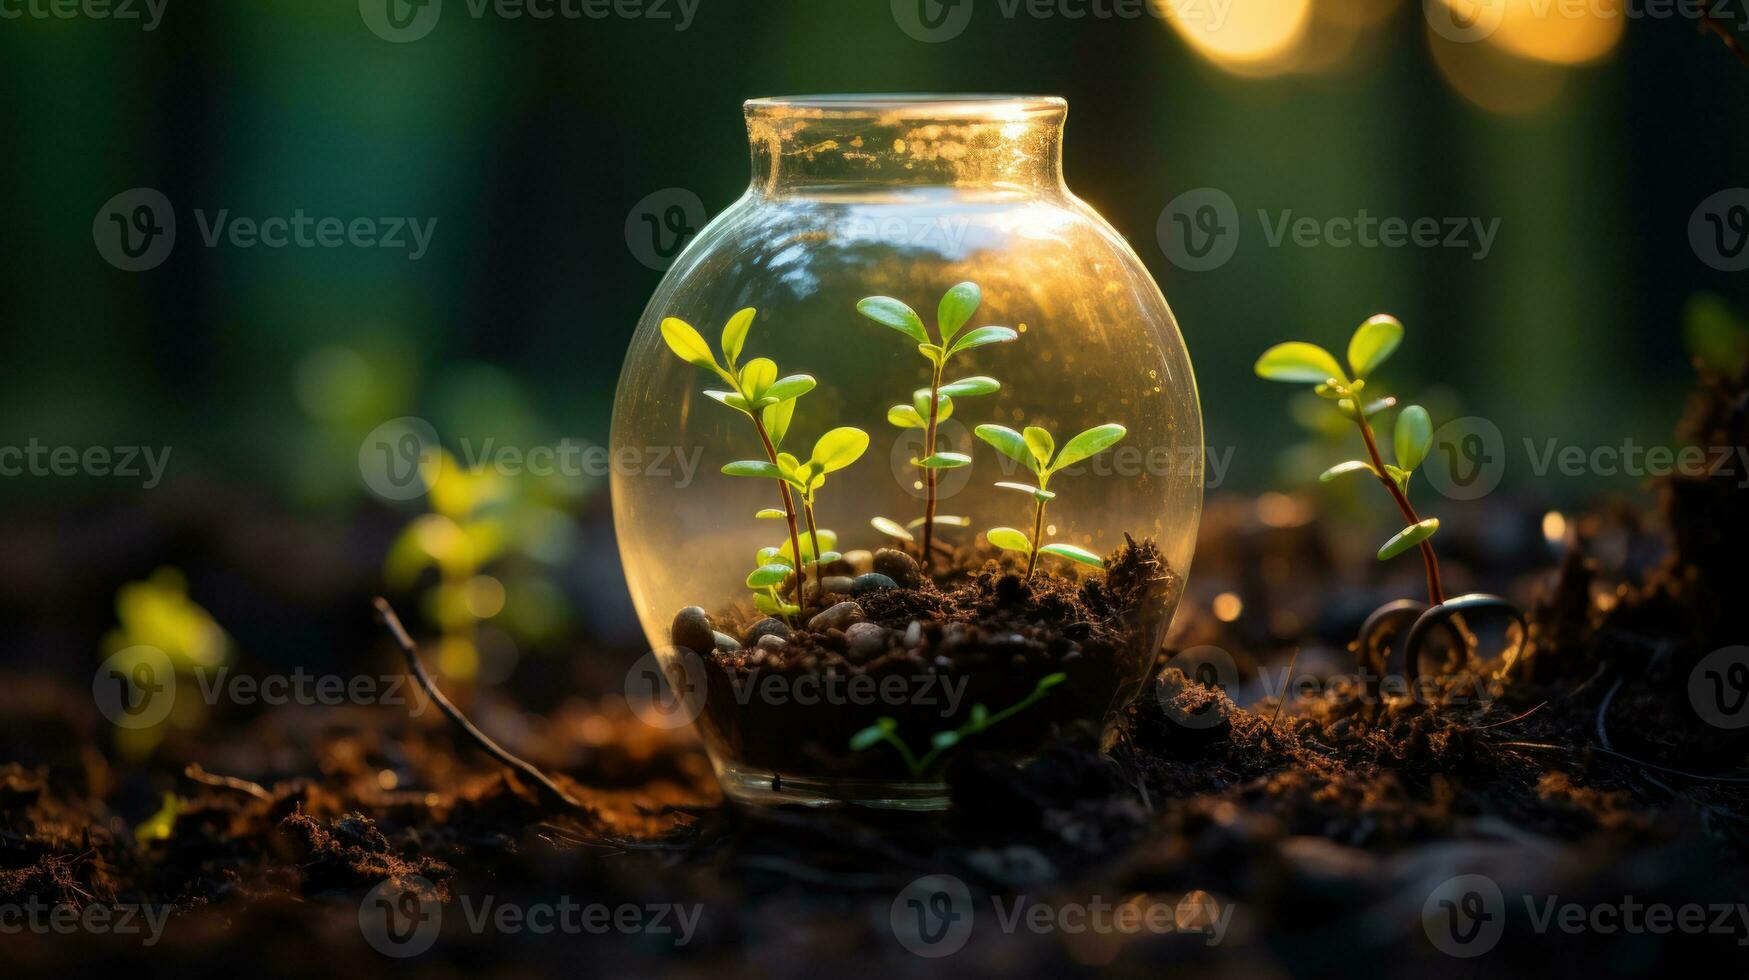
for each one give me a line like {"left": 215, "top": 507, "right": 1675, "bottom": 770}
{"left": 691, "top": 537, "right": 1180, "bottom": 783}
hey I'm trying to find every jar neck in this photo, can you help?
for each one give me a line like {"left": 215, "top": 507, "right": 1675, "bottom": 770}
{"left": 744, "top": 95, "right": 1068, "bottom": 198}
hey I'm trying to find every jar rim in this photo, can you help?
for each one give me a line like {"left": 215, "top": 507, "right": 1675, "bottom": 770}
{"left": 745, "top": 93, "right": 1066, "bottom": 120}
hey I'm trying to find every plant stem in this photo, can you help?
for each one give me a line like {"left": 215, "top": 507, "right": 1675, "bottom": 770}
{"left": 920, "top": 361, "right": 943, "bottom": 572}
{"left": 1025, "top": 497, "right": 1046, "bottom": 581}
{"left": 751, "top": 414, "right": 806, "bottom": 604}
{"left": 802, "top": 499, "right": 824, "bottom": 601}
{"left": 1354, "top": 412, "right": 1445, "bottom": 606}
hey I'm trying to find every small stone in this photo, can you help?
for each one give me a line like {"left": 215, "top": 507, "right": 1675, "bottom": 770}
{"left": 745, "top": 617, "right": 792, "bottom": 645}
{"left": 712, "top": 631, "right": 741, "bottom": 652}
{"left": 670, "top": 606, "right": 714, "bottom": 654}
{"left": 904, "top": 620, "right": 922, "bottom": 647}
{"left": 806, "top": 576, "right": 855, "bottom": 604}
{"left": 843, "top": 549, "right": 875, "bottom": 575}
{"left": 872, "top": 548, "right": 922, "bottom": 588}
{"left": 808, "top": 601, "right": 865, "bottom": 633}
{"left": 849, "top": 573, "right": 898, "bottom": 596}
{"left": 844, "top": 621, "right": 888, "bottom": 658}
{"left": 756, "top": 634, "right": 788, "bottom": 652}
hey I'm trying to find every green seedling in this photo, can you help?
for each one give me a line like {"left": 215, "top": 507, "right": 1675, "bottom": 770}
{"left": 1254, "top": 314, "right": 1446, "bottom": 606}
{"left": 849, "top": 673, "right": 1066, "bottom": 776}
{"left": 857, "top": 282, "right": 1016, "bottom": 572}
{"left": 725, "top": 427, "right": 868, "bottom": 599}
{"left": 974, "top": 421, "right": 1126, "bottom": 580}
{"left": 744, "top": 528, "right": 840, "bottom": 619}
{"left": 869, "top": 513, "right": 970, "bottom": 554}
{"left": 661, "top": 309, "right": 814, "bottom": 602}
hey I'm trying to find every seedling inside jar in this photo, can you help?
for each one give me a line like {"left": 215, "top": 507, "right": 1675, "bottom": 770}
{"left": 725, "top": 427, "right": 869, "bottom": 599}
{"left": 660, "top": 309, "right": 814, "bottom": 601}
{"left": 1254, "top": 314, "right": 1445, "bottom": 605}
{"left": 849, "top": 673, "right": 1066, "bottom": 776}
{"left": 857, "top": 282, "right": 1015, "bottom": 572}
{"left": 974, "top": 421, "right": 1126, "bottom": 580}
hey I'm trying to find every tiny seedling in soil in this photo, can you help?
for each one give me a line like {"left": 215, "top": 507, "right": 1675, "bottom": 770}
{"left": 1254, "top": 314, "right": 1446, "bottom": 605}
{"left": 849, "top": 673, "right": 1067, "bottom": 776}
{"left": 858, "top": 282, "right": 1016, "bottom": 571}
{"left": 974, "top": 421, "right": 1127, "bottom": 580}
{"left": 661, "top": 309, "right": 816, "bottom": 603}
{"left": 724, "top": 427, "right": 870, "bottom": 600}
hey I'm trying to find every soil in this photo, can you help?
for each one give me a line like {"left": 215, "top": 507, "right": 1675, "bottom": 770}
{"left": 691, "top": 539, "right": 1180, "bottom": 784}
{"left": 2, "top": 365, "right": 1747, "bottom": 976}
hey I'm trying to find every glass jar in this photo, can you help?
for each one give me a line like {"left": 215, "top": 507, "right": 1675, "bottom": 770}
{"left": 611, "top": 95, "right": 1202, "bottom": 809}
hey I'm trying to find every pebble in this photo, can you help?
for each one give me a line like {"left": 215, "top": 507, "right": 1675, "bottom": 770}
{"left": 712, "top": 631, "right": 741, "bottom": 652}
{"left": 745, "top": 617, "right": 791, "bottom": 645}
{"left": 904, "top": 621, "right": 922, "bottom": 647}
{"left": 808, "top": 601, "right": 865, "bottom": 633}
{"left": 806, "top": 576, "right": 856, "bottom": 605}
{"left": 844, "top": 621, "right": 888, "bottom": 658}
{"left": 842, "top": 549, "right": 875, "bottom": 575}
{"left": 872, "top": 548, "right": 922, "bottom": 588}
{"left": 756, "top": 634, "right": 788, "bottom": 652}
{"left": 670, "top": 606, "right": 715, "bottom": 655}
{"left": 848, "top": 573, "right": 898, "bottom": 596}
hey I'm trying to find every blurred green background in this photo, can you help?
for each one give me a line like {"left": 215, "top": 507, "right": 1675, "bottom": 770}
{"left": 1, "top": 0, "right": 1745, "bottom": 685}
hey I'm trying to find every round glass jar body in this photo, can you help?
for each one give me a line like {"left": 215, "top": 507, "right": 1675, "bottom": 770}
{"left": 611, "top": 95, "right": 1202, "bottom": 808}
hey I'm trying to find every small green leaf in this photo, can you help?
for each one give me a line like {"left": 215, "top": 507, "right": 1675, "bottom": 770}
{"left": 755, "top": 508, "right": 786, "bottom": 520}
{"left": 947, "top": 326, "right": 1019, "bottom": 358}
{"left": 1338, "top": 395, "right": 1397, "bottom": 418}
{"left": 660, "top": 317, "right": 718, "bottom": 370}
{"left": 912, "top": 388, "right": 953, "bottom": 422}
{"left": 722, "top": 460, "right": 781, "bottom": 479}
{"left": 1038, "top": 543, "right": 1103, "bottom": 567}
{"left": 1347, "top": 314, "right": 1403, "bottom": 379}
{"left": 1394, "top": 405, "right": 1432, "bottom": 473}
{"left": 1378, "top": 518, "right": 1440, "bottom": 561}
{"left": 1022, "top": 426, "right": 1055, "bottom": 469}
{"left": 1255, "top": 342, "right": 1347, "bottom": 384}
{"left": 917, "top": 343, "right": 946, "bottom": 367}
{"left": 746, "top": 564, "right": 791, "bottom": 588}
{"left": 738, "top": 357, "right": 777, "bottom": 400}
{"left": 812, "top": 427, "right": 870, "bottom": 472}
{"left": 975, "top": 424, "right": 1037, "bottom": 473}
{"left": 721, "top": 308, "right": 755, "bottom": 368}
{"left": 871, "top": 516, "right": 915, "bottom": 542}
{"left": 887, "top": 404, "right": 926, "bottom": 429}
{"left": 986, "top": 527, "right": 1034, "bottom": 554}
{"left": 1319, "top": 460, "right": 1379, "bottom": 482}
{"left": 930, "top": 730, "right": 960, "bottom": 751}
{"left": 779, "top": 528, "right": 838, "bottom": 562}
{"left": 757, "top": 374, "right": 816, "bottom": 407}
{"left": 1051, "top": 423, "right": 1127, "bottom": 472}
{"left": 857, "top": 296, "right": 929, "bottom": 344}
{"left": 995, "top": 481, "right": 1057, "bottom": 501}
{"left": 755, "top": 546, "right": 788, "bottom": 567}
{"left": 912, "top": 452, "right": 971, "bottom": 469}
{"left": 1036, "top": 672, "right": 1066, "bottom": 691}
{"left": 763, "top": 398, "right": 796, "bottom": 448}
{"left": 1384, "top": 464, "right": 1411, "bottom": 492}
{"left": 939, "top": 376, "right": 1000, "bottom": 398}
{"left": 775, "top": 453, "right": 800, "bottom": 479}
{"left": 969, "top": 703, "right": 989, "bottom": 728}
{"left": 908, "top": 514, "right": 970, "bottom": 529}
{"left": 850, "top": 724, "right": 891, "bottom": 751}
{"left": 938, "top": 282, "right": 982, "bottom": 342}
{"left": 703, "top": 389, "right": 751, "bottom": 413}
{"left": 134, "top": 792, "right": 184, "bottom": 843}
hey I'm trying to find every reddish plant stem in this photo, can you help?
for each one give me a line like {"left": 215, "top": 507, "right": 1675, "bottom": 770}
{"left": 920, "top": 362, "right": 943, "bottom": 571}
{"left": 1355, "top": 412, "right": 1446, "bottom": 607}
{"left": 751, "top": 414, "right": 806, "bottom": 604}
{"left": 801, "top": 501, "right": 824, "bottom": 600}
